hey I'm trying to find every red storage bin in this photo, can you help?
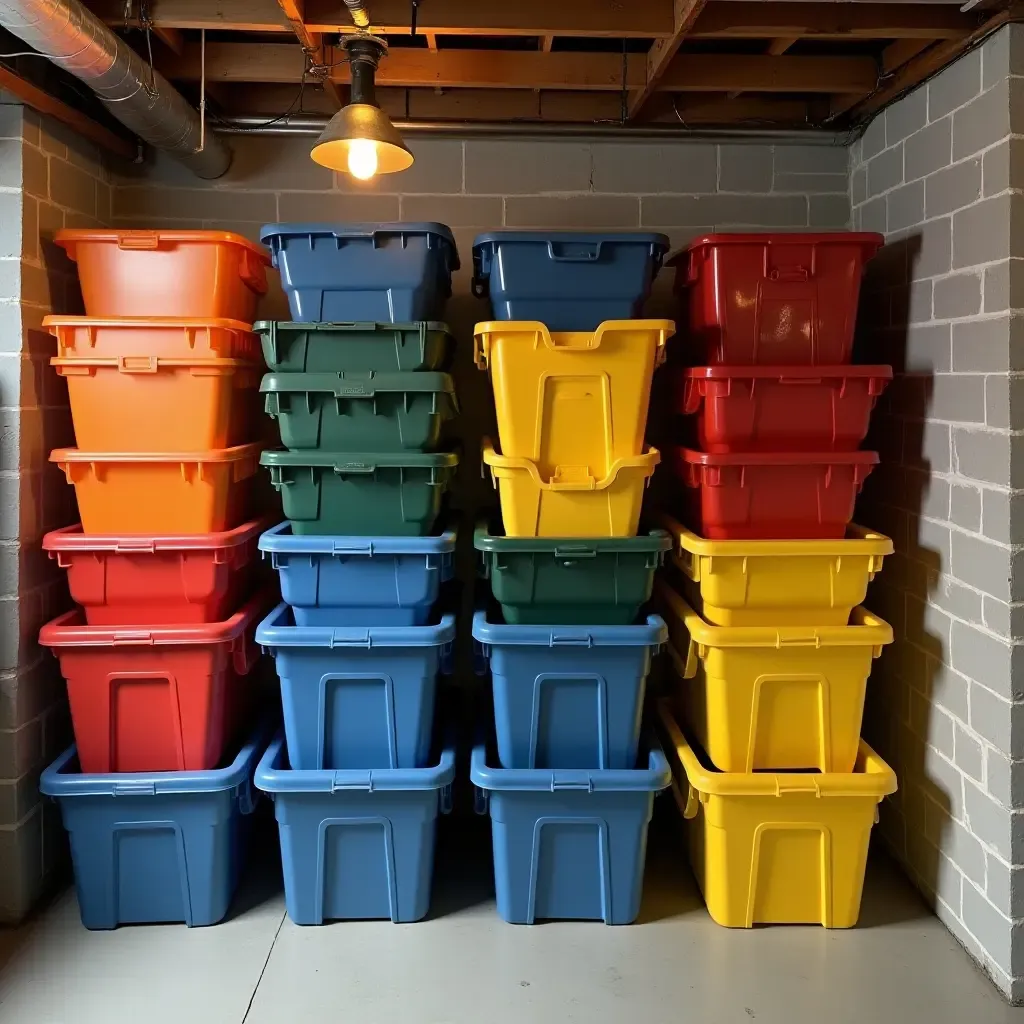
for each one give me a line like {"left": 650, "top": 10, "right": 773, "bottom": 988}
{"left": 669, "top": 233, "right": 884, "bottom": 366}
{"left": 39, "top": 591, "right": 274, "bottom": 774}
{"left": 672, "top": 448, "right": 879, "bottom": 540}
{"left": 678, "top": 365, "right": 892, "bottom": 453}
{"left": 42, "top": 519, "right": 270, "bottom": 626}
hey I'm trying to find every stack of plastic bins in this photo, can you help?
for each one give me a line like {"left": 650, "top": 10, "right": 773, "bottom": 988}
{"left": 656, "top": 231, "right": 900, "bottom": 929}
{"left": 252, "top": 221, "right": 459, "bottom": 925}
{"left": 470, "top": 231, "right": 673, "bottom": 924}
{"left": 36, "top": 230, "right": 276, "bottom": 929}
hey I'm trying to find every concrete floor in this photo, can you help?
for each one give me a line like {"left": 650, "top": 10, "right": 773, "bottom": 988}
{"left": 0, "top": 812, "right": 1020, "bottom": 1024}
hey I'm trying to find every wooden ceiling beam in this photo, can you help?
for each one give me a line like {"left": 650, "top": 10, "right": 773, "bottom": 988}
{"left": 273, "top": 0, "right": 342, "bottom": 108}
{"left": 661, "top": 54, "right": 878, "bottom": 94}
{"left": 86, "top": 0, "right": 673, "bottom": 37}
{"left": 881, "top": 38, "right": 939, "bottom": 75}
{"left": 629, "top": 0, "right": 709, "bottom": 118}
{"left": 691, "top": 2, "right": 977, "bottom": 41}
{"left": 767, "top": 37, "right": 799, "bottom": 58}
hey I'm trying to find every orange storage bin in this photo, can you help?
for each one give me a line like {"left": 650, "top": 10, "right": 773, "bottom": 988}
{"left": 54, "top": 230, "right": 271, "bottom": 320}
{"left": 53, "top": 355, "right": 259, "bottom": 451}
{"left": 44, "top": 316, "right": 262, "bottom": 362}
{"left": 51, "top": 443, "right": 262, "bottom": 534}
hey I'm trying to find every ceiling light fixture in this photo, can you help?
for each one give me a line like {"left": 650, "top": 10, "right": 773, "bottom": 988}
{"left": 310, "top": 34, "right": 414, "bottom": 180}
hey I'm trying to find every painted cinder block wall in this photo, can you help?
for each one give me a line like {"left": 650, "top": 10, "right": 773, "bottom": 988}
{"left": 851, "top": 25, "right": 1024, "bottom": 1001}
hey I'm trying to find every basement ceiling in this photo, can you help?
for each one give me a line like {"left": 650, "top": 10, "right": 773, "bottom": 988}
{"left": 83, "top": 0, "right": 1019, "bottom": 131}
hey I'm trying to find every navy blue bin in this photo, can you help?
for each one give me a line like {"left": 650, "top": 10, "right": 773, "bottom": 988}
{"left": 260, "top": 222, "right": 459, "bottom": 323}
{"left": 257, "top": 602, "right": 455, "bottom": 771}
{"left": 260, "top": 522, "right": 456, "bottom": 627}
{"left": 472, "top": 611, "right": 666, "bottom": 770}
{"left": 472, "top": 231, "right": 670, "bottom": 332}
{"left": 255, "top": 731, "right": 455, "bottom": 923}
{"left": 40, "top": 720, "right": 268, "bottom": 929}
{"left": 471, "top": 741, "right": 670, "bottom": 924}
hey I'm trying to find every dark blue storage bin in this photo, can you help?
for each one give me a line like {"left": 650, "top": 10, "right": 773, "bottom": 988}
{"left": 255, "top": 731, "right": 455, "bottom": 923}
{"left": 471, "top": 741, "right": 670, "bottom": 924}
{"left": 39, "top": 720, "right": 269, "bottom": 929}
{"left": 472, "top": 611, "right": 666, "bottom": 770}
{"left": 260, "top": 222, "right": 459, "bottom": 323}
{"left": 257, "top": 602, "right": 455, "bottom": 771}
{"left": 472, "top": 231, "right": 671, "bottom": 332}
{"left": 259, "top": 522, "right": 456, "bottom": 627}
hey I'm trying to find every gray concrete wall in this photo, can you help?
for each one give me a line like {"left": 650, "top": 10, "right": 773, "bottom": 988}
{"left": 851, "top": 25, "right": 1024, "bottom": 1001}
{"left": 0, "top": 103, "right": 109, "bottom": 922}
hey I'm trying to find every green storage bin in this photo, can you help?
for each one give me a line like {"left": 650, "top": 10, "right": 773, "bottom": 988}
{"left": 255, "top": 321, "right": 451, "bottom": 373}
{"left": 262, "top": 371, "right": 457, "bottom": 452}
{"left": 262, "top": 450, "right": 459, "bottom": 536}
{"left": 474, "top": 524, "right": 672, "bottom": 625}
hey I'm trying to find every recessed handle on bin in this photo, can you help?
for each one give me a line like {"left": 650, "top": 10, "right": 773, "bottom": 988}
{"left": 552, "top": 545, "right": 597, "bottom": 561}
{"left": 329, "top": 632, "right": 373, "bottom": 649}
{"left": 111, "top": 630, "right": 157, "bottom": 645}
{"left": 233, "top": 631, "right": 261, "bottom": 675}
{"left": 473, "top": 335, "right": 490, "bottom": 370}
{"left": 113, "top": 538, "right": 157, "bottom": 553}
{"left": 236, "top": 775, "right": 258, "bottom": 815}
{"left": 769, "top": 265, "right": 810, "bottom": 282}
{"left": 547, "top": 241, "right": 602, "bottom": 262}
{"left": 471, "top": 276, "right": 488, "bottom": 299}
{"left": 671, "top": 778, "right": 699, "bottom": 820}
{"left": 473, "top": 786, "right": 489, "bottom": 814}
{"left": 776, "top": 633, "right": 823, "bottom": 649}
{"left": 551, "top": 773, "right": 595, "bottom": 792}
{"left": 113, "top": 780, "right": 157, "bottom": 796}
{"left": 118, "top": 355, "right": 159, "bottom": 374}
{"left": 440, "top": 783, "right": 453, "bottom": 814}
{"left": 331, "top": 770, "right": 374, "bottom": 792}
{"left": 331, "top": 541, "right": 373, "bottom": 556}
{"left": 331, "top": 381, "right": 375, "bottom": 398}
{"left": 238, "top": 247, "right": 268, "bottom": 295}
{"left": 116, "top": 231, "right": 160, "bottom": 250}
{"left": 550, "top": 632, "right": 594, "bottom": 648}
{"left": 332, "top": 461, "right": 376, "bottom": 475}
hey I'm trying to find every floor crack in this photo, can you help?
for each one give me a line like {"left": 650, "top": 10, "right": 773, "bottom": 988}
{"left": 241, "top": 910, "right": 286, "bottom": 1023}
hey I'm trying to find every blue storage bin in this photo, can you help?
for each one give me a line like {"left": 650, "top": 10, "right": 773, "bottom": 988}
{"left": 259, "top": 522, "right": 456, "bottom": 627}
{"left": 257, "top": 602, "right": 455, "bottom": 771}
{"left": 39, "top": 720, "right": 269, "bottom": 930}
{"left": 471, "top": 740, "right": 670, "bottom": 924}
{"left": 472, "top": 231, "right": 671, "bottom": 332}
{"left": 260, "top": 222, "right": 459, "bottom": 323}
{"left": 472, "top": 610, "right": 667, "bottom": 770}
{"left": 255, "top": 731, "right": 455, "bottom": 923}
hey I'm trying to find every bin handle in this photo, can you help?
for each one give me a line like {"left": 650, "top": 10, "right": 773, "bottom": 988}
{"left": 671, "top": 777, "right": 700, "bottom": 820}
{"left": 681, "top": 377, "right": 704, "bottom": 415}
{"left": 471, "top": 277, "right": 488, "bottom": 299}
{"left": 116, "top": 231, "right": 160, "bottom": 250}
{"left": 332, "top": 461, "right": 376, "bottom": 475}
{"left": 547, "top": 240, "right": 602, "bottom": 262}
{"left": 552, "top": 545, "right": 597, "bottom": 560}
{"left": 117, "top": 354, "right": 159, "bottom": 374}
{"left": 473, "top": 334, "right": 490, "bottom": 370}
{"left": 769, "top": 265, "right": 810, "bottom": 283}
{"left": 233, "top": 630, "right": 261, "bottom": 675}
{"left": 238, "top": 247, "right": 268, "bottom": 295}
{"left": 236, "top": 774, "right": 258, "bottom": 815}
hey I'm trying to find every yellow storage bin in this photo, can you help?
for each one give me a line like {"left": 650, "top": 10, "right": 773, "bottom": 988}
{"left": 656, "top": 580, "right": 892, "bottom": 773}
{"left": 661, "top": 514, "right": 893, "bottom": 626}
{"left": 483, "top": 438, "right": 659, "bottom": 538}
{"left": 474, "top": 320, "right": 673, "bottom": 480}
{"left": 658, "top": 701, "right": 896, "bottom": 929}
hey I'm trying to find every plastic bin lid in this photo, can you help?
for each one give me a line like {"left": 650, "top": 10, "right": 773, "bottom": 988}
{"left": 260, "top": 449, "right": 458, "bottom": 470}
{"left": 51, "top": 441, "right": 264, "bottom": 466}
{"left": 39, "top": 590, "right": 275, "bottom": 648}
{"left": 683, "top": 364, "right": 893, "bottom": 382}
{"left": 258, "top": 222, "right": 459, "bottom": 269}
{"left": 473, "top": 523, "right": 670, "bottom": 555}
{"left": 676, "top": 447, "right": 879, "bottom": 468}
{"left": 260, "top": 371, "right": 456, "bottom": 396}
{"left": 473, "top": 231, "right": 670, "bottom": 250}
{"left": 43, "top": 315, "right": 257, "bottom": 332}
{"left": 40, "top": 716, "right": 274, "bottom": 799}
{"left": 55, "top": 229, "right": 271, "bottom": 263}
{"left": 259, "top": 521, "right": 457, "bottom": 555}
{"left": 470, "top": 741, "right": 671, "bottom": 793}
{"left": 255, "top": 730, "right": 456, "bottom": 794}
{"left": 256, "top": 601, "right": 456, "bottom": 649}
{"left": 43, "top": 518, "right": 271, "bottom": 554}
{"left": 472, "top": 609, "right": 667, "bottom": 648}
{"left": 253, "top": 320, "right": 452, "bottom": 335}
{"left": 667, "top": 231, "right": 885, "bottom": 264}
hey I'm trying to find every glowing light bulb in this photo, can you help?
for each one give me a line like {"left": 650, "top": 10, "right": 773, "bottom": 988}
{"left": 348, "top": 139, "right": 379, "bottom": 180}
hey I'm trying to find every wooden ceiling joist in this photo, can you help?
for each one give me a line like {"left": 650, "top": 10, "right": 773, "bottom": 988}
{"left": 628, "top": 0, "right": 709, "bottom": 118}
{"left": 660, "top": 54, "right": 878, "bottom": 95}
{"left": 273, "top": 0, "right": 342, "bottom": 108}
{"left": 690, "top": 2, "right": 977, "bottom": 41}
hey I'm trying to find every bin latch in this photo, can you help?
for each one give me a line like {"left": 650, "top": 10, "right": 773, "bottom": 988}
{"left": 331, "top": 541, "right": 374, "bottom": 556}
{"left": 113, "top": 780, "right": 157, "bottom": 797}
{"left": 331, "top": 771, "right": 373, "bottom": 793}
{"left": 553, "top": 545, "right": 597, "bottom": 562}
{"left": 329, "top": 631, "right": 372, "bottom": 649}
{"left": 549, "top": 632, "right": 594, "bottom": 648}
{"left": 551, "top": 774, "right": 594, "bottom": 793}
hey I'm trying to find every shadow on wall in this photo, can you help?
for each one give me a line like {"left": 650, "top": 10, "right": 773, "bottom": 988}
{"left": 855, "top": 231, "right": 953, "bottom": 909}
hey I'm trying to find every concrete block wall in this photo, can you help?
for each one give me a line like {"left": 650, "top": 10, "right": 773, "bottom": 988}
{"left": 851, "top": 25, "right": 1024, "bottom": 1000}
{"left": 0, "top": 103, "right": 108, "bottom": 922}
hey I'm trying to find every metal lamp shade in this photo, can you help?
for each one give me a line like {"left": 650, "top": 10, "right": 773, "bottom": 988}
{"left": 310, "top": 103, "right": 414, "bottom": 174}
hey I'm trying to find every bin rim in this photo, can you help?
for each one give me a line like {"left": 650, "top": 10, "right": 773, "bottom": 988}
{"left": 469, "top": 739, "right": 671, "bottom": 793}
{"left": 54, "top": 228, "right": 271, "bottom": 265}
{"left": 482, "top": 438, "right": 659, "bottom": 487}
{"left": 258, "top": 221, "right": 460, "bottom": 270}
{"left": 676, "top": 446, "right": 879, "bottom": 469}
{"left": 39, "top": 589, "right": 276, "bottom": 649}
{"left": 254, "top": 730, "right": 456, "bottom": 793}
{"left": 472, "top": 230, "right": 670, "bottom": 249}
{"left": 657, "top": 513, "right": 893, "bottom": 560}
{"left": 259, "top": 370, "right": 455, "bottom": 396}
{"left": 51, "top": 441, "right": 264, "bottom": 466}
{"left": 44, "top": 315, "right": 258, "bottom": 333}
{"left": 681, "top": 364, "right": 893, "bottom": 382}
{"left": 473, "top": 522, "right": 671, "bottom": 554}
{"left": 259, "top": 521, "right": 457, "bottom": 555}
{"left": 43, "top": 517, "right": 272, "bottom": 554}
{"left": 657, "top": 700, "right": 897, "bottom": 800}
{"left": 256, "top": 601, "right": 456, "bottom": 649}
{"left": 666, "top": 231, "right": 885, "bottom": 266}
{"left": 52, "top": 354, "right": 260, "bottom": 373}
{"left": 653, "top": 579, "right": 894, "bottom": 649}
{"left": 40, "top": 715, "right": 275, "bottom": 799}
{"left": 259, "top": 448, "right": 458, "bottom": 470}
{"left": 472, "top": 608, "right": 666, "bottom": 648}
{"left": 253, "top": 319, "right": 452, "bottom": 335}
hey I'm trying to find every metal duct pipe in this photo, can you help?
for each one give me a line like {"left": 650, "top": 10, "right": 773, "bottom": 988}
{"left": 0, "top": 0, "right": 231, "bottom": 177}
{"left": 342, "top": 0, "right": 370, "bottom": 29}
